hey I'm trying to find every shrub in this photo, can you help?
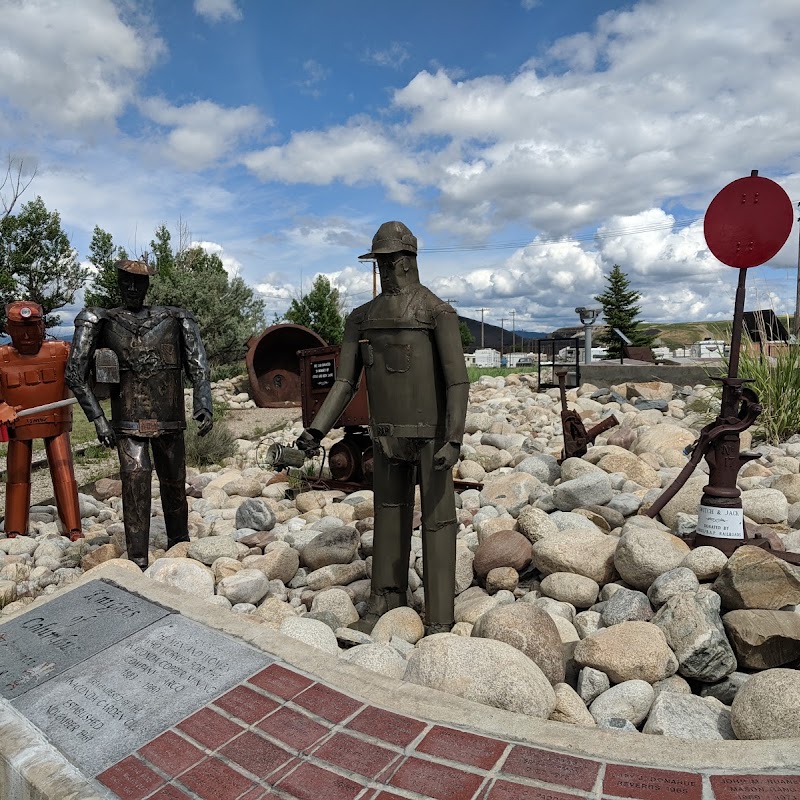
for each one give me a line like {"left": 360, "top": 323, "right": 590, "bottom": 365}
{"left": 184, "top": 401, "right": 237, "bottom": 467}
{"left": 736, "top": 343, "right": 800, "bottom": 445}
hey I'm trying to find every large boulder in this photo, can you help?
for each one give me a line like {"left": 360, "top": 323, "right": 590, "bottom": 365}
{"left": 597, "top": 452, "right": 661, "bottom": 489}
{"left": 633, "top": 424, "right": 696, "bottom": 457}
{"left": 532, "top": 529, "right": 618, "bottom": 585}
{"left": 480, "top": 473, "right": 542, "bottom": 514}
{"left": 471, "top": 603, "right": 565, "bottom": 684}
{"left": 589, "top": 680, "right": 654, "bottom": 726}
{"left": 712, "top": 546, "right": 800, "bottom": 610}
{"left": 651, "top": 589, "right": 736, "bottom": 683}
{"left": 730, "top": 668, "right": 800, "bottom": 740}
{"left": 552, "top": 472, "right": 613, "bottom": 512}
{"left": 216, "top": 569, "right": 270, "bottom": 606}
{"left": 722, "top": 609, "right": 800, "bottom": 669}
{"left": 234, "top": 498, "right": 276, "bottom": 532}
{"left": 339, "top": 643, "right": 406, "bottom": 679}
{"left": 740, "top": 488, "right": 789, "bottom": 525}
{"left": 300, "top": 526, "right": 361, "bottom": 570}
{"left": 473, "top": 530, "right": 533, "bottom": 578}
{"left": 404, "top": 634, "right": 556, "bottom": 719}
{"left": 145, "top": 558, "right": 215, "bottom": 597}
{"left": 371, "top": 607, "right": 425, "bottom": 645}
{"left": 613, "top": 527, "right": 691, "bottom": 591}
{"left": 573, "top": 621, "right": 678, "bottom": 684}
{"left": 540, "top": 573, "right": 599, "bottom": 609}
{"left": 642, "top": 693, "right": 735, "bottom": 740}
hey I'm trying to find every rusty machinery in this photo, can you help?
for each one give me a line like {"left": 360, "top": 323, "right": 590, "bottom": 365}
{"left": 556, "top": 368, "right": 618, "bottom": 461}
{"left": 645, "top": 171, "right": 799, "bottom": 564}
{"left": 260, "top": 343, "right": 482, "bottom": 493}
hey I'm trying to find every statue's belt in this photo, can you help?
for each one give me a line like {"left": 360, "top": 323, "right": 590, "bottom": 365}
{"left": 370, "top": 423, "right": 444, "bottom": 438}
{"left": 113, "top": 420, "right": 185, "bottom": 435}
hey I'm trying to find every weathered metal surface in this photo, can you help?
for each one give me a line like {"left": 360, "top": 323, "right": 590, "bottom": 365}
{"left": 704, "top": 173, "right": 793, "bottom": 269}
{"left": 298, "top": 345, "right": 369, "bottom": 428}
{"left": 557, "top": 368, "right": 617, "bottom": 461}
{"left": 246, "top": 324, "right": 326, "bottom": 408}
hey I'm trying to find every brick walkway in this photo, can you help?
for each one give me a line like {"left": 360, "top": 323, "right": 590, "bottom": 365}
{"left": 95, "top": 661, "right": 800, "bottom": 800}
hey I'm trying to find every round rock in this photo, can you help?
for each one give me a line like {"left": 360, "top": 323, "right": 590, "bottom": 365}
{"left": 145, "top": 558, "right": 215, "bottom": 597}
{"left": 614, "top": 527, "right": 691, "bottom": 591}
{"left": 731, "top": 668, "right": 800, "bottom": 740}
{"left": 371, "top": 607, "right": 425, "bottom": 645}
{"left": 404, "top": 634, "right": 556, "bottom": 719}
{"left": 471, "top": 603, "right": 565, "bottom": 684}
{"left": 540, "top": 573, "right": 599, "bottom": 608}
{"left": 473, "top": 530, "right": 533, "bottom": 579}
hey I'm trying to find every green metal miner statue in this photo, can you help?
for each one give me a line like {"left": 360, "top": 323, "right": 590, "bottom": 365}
{"left": 297, "top": 221, "right": 469, "bottom": 634}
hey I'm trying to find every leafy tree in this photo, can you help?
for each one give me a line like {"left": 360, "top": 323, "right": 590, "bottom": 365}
{"left": 594, "top": 264, "right": 654, "bottom": 359}
{"left": 0, "top": 196, "right": 88, "bottom": 328}
{"left": 282, "top": 275, "right": 346, "bottom": 345}
{"left": 84, "top": 225, "right": 128, "bottom": 308}
{"left": 146, "top": 235, "right": 265, "bottom": 365}
{"left": 459, "top": 320, "right": 475, "bottom": 352}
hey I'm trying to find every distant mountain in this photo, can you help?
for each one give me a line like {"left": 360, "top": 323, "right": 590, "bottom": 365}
{"left": 458, "top": 316, "right": 548, "bottom": 353}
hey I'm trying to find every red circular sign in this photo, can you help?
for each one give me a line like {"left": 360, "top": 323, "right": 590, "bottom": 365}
{"left": 704, "top": 174, "right": 793, "bottom": 268}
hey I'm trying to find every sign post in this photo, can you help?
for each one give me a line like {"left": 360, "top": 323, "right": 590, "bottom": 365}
{"left": 647, "top": 171, "right": 793, "bottom": 554}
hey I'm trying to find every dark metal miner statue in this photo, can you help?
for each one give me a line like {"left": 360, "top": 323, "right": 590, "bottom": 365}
{"left": 296, "top": 222, "right": 469, "bottom": 634}
{"left": 66, "top": 260, "right": 213, "bottom": 569}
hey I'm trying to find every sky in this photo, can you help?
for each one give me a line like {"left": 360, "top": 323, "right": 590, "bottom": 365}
{"left": 2, "top": 0, "right": 800, "bottom": 337}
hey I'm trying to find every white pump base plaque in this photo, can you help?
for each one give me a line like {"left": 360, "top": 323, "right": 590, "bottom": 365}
{"left": 696, "top": 504, "right": 744, "bottom": 539}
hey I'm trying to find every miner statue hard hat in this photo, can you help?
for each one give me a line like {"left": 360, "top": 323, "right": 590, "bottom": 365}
{"left": 115, "top": 258, "right": 155, "bottom": 276}
{"left": 359, "top": 221, "right": 418, "bottom": 259}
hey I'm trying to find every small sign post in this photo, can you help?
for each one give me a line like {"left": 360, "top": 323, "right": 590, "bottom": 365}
{"left": 647, "top": 171, "right": 793, "bottom": 554}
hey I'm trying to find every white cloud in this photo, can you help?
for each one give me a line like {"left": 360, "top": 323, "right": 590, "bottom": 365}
{"left": 140, "top": 98, "right": 267, "bottom": 169}
{"left": 363, "top": 42, "right": 410, "bottom": 69}
{"left": 193, "top": 0, "right": 242, "bottom": 23}
{"left": 0, "top": 0, "right": 163, "bottom": 131}
{"left": 298, "top": 59, "right": 330, "bottom": 96}
{"left": 194, "top": 241, "right": 242, "bottom": 277}
{"left": 242, "top": 123, "right": 424, "bottom": 203}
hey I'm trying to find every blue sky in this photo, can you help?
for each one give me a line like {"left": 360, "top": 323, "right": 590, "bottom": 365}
{"left": 2, "top": 0, "right": 799, "bottom": 336}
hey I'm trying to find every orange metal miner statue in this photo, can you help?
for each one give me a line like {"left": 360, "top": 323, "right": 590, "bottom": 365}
{"left": 0, "top": 302, "right": 82, "bottom": 540}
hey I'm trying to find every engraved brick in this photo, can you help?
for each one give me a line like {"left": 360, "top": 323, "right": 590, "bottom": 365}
{"left": 710, "top": 773, "right": 800, "bottom": 800}
{"left": 313, "top": 732, "right": 399, "bottom": 778}
{"left": 220, "top": 731, "right": 293, "bottom": 778}
{"left": 390, "top": 756, "right": 485, "bottom": 800}
{"left": 149, "top": 786, "right": 193, "bottom": 800}
{"left": 603, "top": 765, "right": 702, "bottom": 800}
{"left": 97, "top": 755, "right": 164, "bottom": 800}
{"left": 177, "top": 707, "right": 244, "bottom": 750}
{"left": 139, "top": 731, "right": 204, "bottom": 777}
{"left": 293, "top": 683, "right": 363, "bottom": 722}
{"left": 347, "top": 706, "right": 427, "bottom": 747}
{"left": 214, "top": 684, "right": 279, "bottom": 725}
{"left": 257, "top": 706, "right": 330, "bottom": 751}
{"left": 486, "top": 781, "right": 583, "bottom": 800}
{"left": 249, "top": 664, "right": 313, "bottom": 699}
{"left": 277, "top": 762, "right": 363, "bottom": 800}
{"left": 503, "top": 746, "right": 600, "bottom": 792}
{"left": 179, "top": 757, "right": 257, "bottom": 800}
{"left": 416, "top": 726, "right": 506, "bottom": 770}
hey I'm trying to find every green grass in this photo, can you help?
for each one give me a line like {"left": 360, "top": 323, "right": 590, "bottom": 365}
{"left": 0, "top": 399, "right": 112, "bottom": 458}
{"left": 734, "top": 343, "right": 800, "bottom": 444}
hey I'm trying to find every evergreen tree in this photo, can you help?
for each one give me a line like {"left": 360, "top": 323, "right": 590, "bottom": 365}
{"left": 84, "top": 225, "right": 127, "bottom": 308}
{"left": 594, "top": 264, "right": 654, "bottom": 359}
{"left": 147, "top": 239, "right": 265, "bottom": 366}
{"left": 0, "top": 196, "right": 88, "bottom": 328}
{"left": 459, "top": 320, "right": 475, "bottom": 352}
{"left": 148, "top": 224, "right": 176, "bottom": 276}
{"left": 282, "top": 275, "right": 346, "bottom": 345}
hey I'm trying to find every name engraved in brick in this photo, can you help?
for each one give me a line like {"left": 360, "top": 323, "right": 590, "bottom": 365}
{"left": 13, "top": 615, "right": 269, "bottom": 775}
{"left": 603, "top": 765, "right": 702, "bottom": 800}
{"left": 710, "top": 774, "right": 800, "bottom": 800}
{"left": 0, "top": 581, "right": 169, "bottom": 699}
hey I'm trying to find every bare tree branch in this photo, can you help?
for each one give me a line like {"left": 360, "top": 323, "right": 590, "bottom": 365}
{"left": 1, "top": 155, "right": 37, "bottom": 220}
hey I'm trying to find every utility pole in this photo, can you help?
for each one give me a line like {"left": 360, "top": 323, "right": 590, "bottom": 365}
{"left": 510, "top": 310, "right": 516, "bottom": 353}
{"left": 500, "top": 317, "right": 505, "bottom": 357}
{"left": 795, "top": 202, "right": 800, "bottom": 337}
{"left": 475, "top": 308, "right": 489, "bottom": 348}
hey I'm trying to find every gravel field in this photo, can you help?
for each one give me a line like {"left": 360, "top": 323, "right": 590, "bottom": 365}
{"left": 0, "top": 405, "right": 302, "bottom": 509}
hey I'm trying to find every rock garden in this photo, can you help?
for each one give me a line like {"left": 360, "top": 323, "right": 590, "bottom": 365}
{"left": 2, "top": 375, "right": 800, "bottom": 743}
